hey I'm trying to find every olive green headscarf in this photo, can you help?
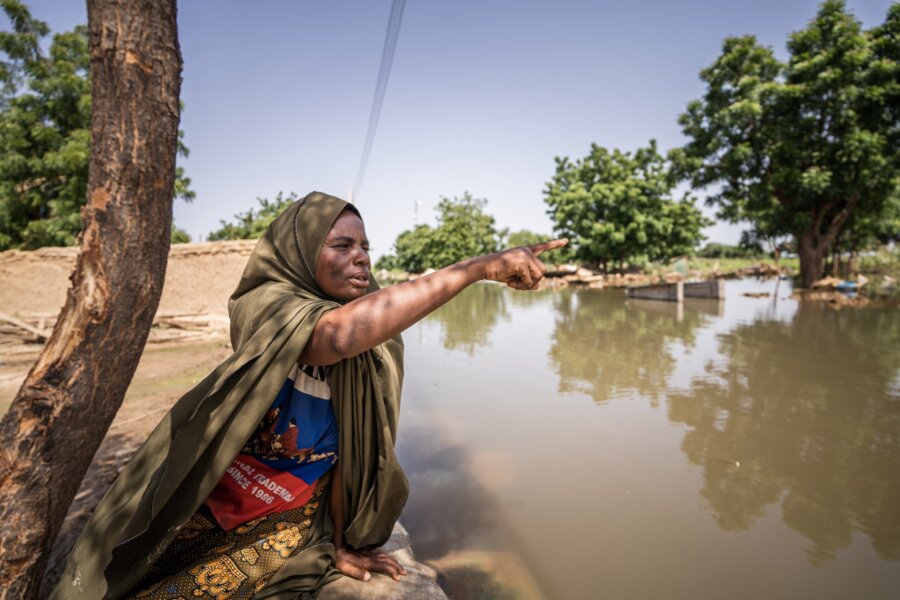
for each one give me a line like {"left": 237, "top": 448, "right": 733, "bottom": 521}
{"left": 51, "top": 192, "right": 408, "bottom": 599}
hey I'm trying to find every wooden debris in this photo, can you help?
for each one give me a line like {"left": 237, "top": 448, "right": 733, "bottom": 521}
{"left": 0, "top": 311, "right": 51, "bottom": 341}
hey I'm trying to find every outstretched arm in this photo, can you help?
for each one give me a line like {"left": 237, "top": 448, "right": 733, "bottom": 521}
{"left": 299, "top": 239, "right": 568, "bottom": 366}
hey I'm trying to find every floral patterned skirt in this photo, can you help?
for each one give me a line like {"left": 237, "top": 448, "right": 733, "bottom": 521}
{"left": 128, "top": 489, "right": 323, "bottom": 600}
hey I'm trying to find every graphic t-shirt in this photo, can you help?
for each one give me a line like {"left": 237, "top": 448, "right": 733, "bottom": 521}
{"left": 204, "top": 363, "right": 338, "bottom": 530}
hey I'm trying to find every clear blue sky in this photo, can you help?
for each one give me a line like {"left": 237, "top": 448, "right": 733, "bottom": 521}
{"left": 17, "top": 0, "right": 898, "bottom": 258}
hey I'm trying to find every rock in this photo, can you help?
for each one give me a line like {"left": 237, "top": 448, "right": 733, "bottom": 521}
{"left": 319, "top": 522, "right": 447, "bottom": 599}
{"left": 575, "top": 267, "right": 595, "bottom": 280}
{"left": 545, "top": 264, "right": 578, "bottom": 277}
{"left": 663, "top": 272, "right": 684, "bottom": 283}
{"left": 542, "top": 277, "right": 569, "bottom": 288}
{"left": 790, "top": 290, "right": 870, "bottom": 309}
{"left": 812, "top": 276, "right": 843, "bottom": 289}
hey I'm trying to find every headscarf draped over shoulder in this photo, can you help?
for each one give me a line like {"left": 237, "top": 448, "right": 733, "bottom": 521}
{"left": 51, "top": 192, "right": 408, "bottom": 600}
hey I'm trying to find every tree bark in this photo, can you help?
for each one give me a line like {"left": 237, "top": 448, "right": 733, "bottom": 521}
{"left": 797, "top": 230, "right": 827, "bottom": 288}
{"left": 796, "top": 194, "right": 862, "bottom": 288}
{"left": 0, "top": 2, "right": 182, "bottom": 598}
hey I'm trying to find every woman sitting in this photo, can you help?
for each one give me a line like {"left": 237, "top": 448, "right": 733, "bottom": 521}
{"left": 51, "top": 191, "right": 565, "bottom": 599}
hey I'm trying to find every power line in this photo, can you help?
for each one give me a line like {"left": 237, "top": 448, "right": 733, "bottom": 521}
{"left": 351, "top": 0, "right": 406, "bottom": 203}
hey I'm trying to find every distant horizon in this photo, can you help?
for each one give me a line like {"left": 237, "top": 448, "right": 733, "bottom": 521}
{"left": 8, "top": 0, "right": 896, "bottom": 259}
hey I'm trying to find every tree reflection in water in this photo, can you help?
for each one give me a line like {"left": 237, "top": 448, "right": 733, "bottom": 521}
{"left": 667, "top": 303, "right": 900, "bottom": 565}
{"left": 549, "top": 289, "right": 708, "bottom": 405}
{"left": 426, "top": 283, "right": 510, "bottom": 354}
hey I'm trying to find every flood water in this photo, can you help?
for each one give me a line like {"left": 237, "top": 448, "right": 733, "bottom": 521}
{"left": 395, "top": 280, "right": 900, "bottom": 599}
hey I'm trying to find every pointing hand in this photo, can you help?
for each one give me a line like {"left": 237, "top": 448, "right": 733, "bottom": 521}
{"left": 480, "top": 238, "right": 569, "bottom": 290}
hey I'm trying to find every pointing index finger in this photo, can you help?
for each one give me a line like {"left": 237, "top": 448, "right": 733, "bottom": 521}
{"left": 529, "top": 238, "right": 569, "bottom": 256}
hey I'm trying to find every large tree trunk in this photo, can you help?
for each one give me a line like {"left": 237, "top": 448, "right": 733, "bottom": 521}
{"left": 796, "top": 196, "right": 862, "bottom": 289}
{"left": 0, "top": 2, "right": 182, "bottom": 598}
{"left": 797, "top": 231, "right": 827, "bottom": 288}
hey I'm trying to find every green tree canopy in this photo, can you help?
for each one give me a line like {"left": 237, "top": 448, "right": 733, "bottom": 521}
{"left": 207, "top": 191, "right": 300, "bottom": 241}
{"left": 170, "top": 224, "right": 191, "bottom": 244}
{"left": 672, "top": 0, "right": 900, "bottom": 287}
{"left": 376, "top": 192, "right": 505, "bottom": 273}
{"left": 544, "top": 140, "right": 710, "bottom": 271}
{"left": 0, "top": 0, "right": 192, "bottom": 250}
{"left": 506, "top": 229, "right": 546, "bottom": 248}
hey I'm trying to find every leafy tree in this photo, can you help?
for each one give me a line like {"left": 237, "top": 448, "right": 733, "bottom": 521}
{"left": 374, "top": 224, "right": 435, "bottom": 273}
{"left": 0, "top": 0, "right": 193, "bottom": 250}
{"left": 673, "top": 1, "right": 900, "bottom": 288}
{"left": 170, "top": 224, "right": 191, "bottom": 244}
{"left": 376, "top": 192, "right": 505, "bottom": 273}
{"left": 207, "top": 191, "right": 299, "bottom": 240}
{"left": 427, "top": 192, "right": 506, "bottom": 267}
{"left": 544, "top": 140, "right": 710, "bottom": 271}
{"left": 506, "top": 229, "right": 546, "bottom": 248}
{"left": 826, "top": 195, "right": 900, "bottom": 275}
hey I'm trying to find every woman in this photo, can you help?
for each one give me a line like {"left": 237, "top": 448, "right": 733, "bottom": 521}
{"left": 51, "top": 191, "right": 565, "bottom": 599}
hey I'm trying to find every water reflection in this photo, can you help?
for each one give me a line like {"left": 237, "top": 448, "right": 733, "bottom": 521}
{"left": 405, "top": 285, "right": 900, "bottom": 596}
{"left": 427, "top": 283, "right": 510, "bottom": 354}
{"left": 549, "top": 289, "right": 709, "bottom": 405}
{"left": 396, "top": 425, "right": 503, "bottom": 560}
{"left": 667, "top": 303, "right": 900, "bottom": 565}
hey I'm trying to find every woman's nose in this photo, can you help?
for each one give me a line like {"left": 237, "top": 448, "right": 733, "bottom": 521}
{"left": 353, "top": 247, "right": 370, "bottom": 267}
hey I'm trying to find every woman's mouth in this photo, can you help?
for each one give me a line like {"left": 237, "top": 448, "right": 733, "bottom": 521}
{"left": 348, "top": 273, "right": 369, "bottom": 288}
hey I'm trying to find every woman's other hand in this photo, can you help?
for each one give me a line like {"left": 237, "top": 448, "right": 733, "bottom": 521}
{"left": 480, "top": 238, "right": 569, "bottom": 290}
{"left": 335, "top": 546, "right": 408, "bottom": 582}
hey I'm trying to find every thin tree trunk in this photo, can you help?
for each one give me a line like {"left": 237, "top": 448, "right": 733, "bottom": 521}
{"left": 0, "top": 2, "right": 182, "bottom": 598}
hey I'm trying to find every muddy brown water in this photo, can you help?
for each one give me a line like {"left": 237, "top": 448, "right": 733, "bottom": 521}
{"left": 396, "top": 280, "right": 900, "bottom": 599}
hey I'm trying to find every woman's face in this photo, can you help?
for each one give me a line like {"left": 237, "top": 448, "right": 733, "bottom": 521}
{"left": 315, "top": 209, "right": 371, "bottom": 302}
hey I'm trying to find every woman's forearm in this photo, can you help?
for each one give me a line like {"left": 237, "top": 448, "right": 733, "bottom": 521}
{"left": 299, "top": 239, "right": 566, "bottom": 366}
{"left": 301, "top": 256, "right": 486, "bottom": 365}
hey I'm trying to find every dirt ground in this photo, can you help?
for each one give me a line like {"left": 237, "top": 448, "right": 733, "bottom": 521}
{"left": 1, "top": 241, "right": 256, "bottom": 412}
{"left": 0, "top": 242, "right": 249, "bottom": 596}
